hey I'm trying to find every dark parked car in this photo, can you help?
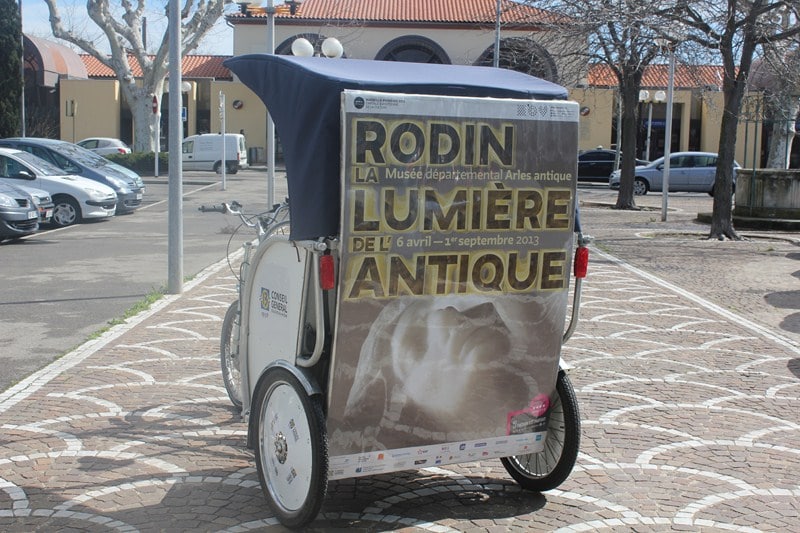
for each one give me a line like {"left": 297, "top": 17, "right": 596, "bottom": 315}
{"left": 0, "top": 182, "right": 39, "bottom": 242}
{"left": 0, "top": 138, "right": 144, "bottom": 214}
{"left": 578, "top": 149, "right": 648, "bottom": 182}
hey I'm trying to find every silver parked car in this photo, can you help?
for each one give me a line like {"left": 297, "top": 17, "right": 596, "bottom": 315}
{"left": 77, "top": 137, "right": 132, "bottom": 156}
{"left": 0, "top": 182, "right": 39, "bottom": 242}
{"left": 17, "top": 184, "right": 54, "bottom": 225}
{"left": 0, "top": 147, "right": 117, "bottom": 227}
{"left": 0, "top": 138, "right": 144, "bottom": 214}
{"left": 609, "top": 151, "right": 740, "bottom": 195}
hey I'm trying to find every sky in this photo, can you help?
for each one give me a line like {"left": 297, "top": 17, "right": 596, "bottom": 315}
{"left": 20, "top": 0, "right": 237, "bottom": 56}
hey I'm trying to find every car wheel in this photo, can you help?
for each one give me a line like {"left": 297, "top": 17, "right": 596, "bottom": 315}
{"left": 633, "top": 178, "right": 648, "bottom": 196}
{"left": 213, "top": 162, "right": 222, "bottom": 174}
{"left": 52, "top": 196, "right": 81, "bottom": 227}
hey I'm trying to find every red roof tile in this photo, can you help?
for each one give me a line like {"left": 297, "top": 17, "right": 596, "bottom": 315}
{"left": 81, "top": 54, "right": 231, "bottom": 80}
{"left": 230, "top": 0, "right": 564, "bottom": 25}
{"left": 589, "top": 63, "right": 725, "bottom": 90}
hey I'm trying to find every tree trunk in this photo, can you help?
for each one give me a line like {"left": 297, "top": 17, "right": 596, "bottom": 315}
{"left": 131, "top": 94, "right": 158, "bottom": 153}
{"left": 120, "top": 80, "right": 164, "bottom": 153}
{"left": 710, "top": 71, "right": 746, "bottom": 240}
{"left": 614, "top": 75, "right": 642, "bottom": 210}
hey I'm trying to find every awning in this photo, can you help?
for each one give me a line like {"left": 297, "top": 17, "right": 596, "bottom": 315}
{"left": 24, "top": 34, "right": 88, "bottom": 88}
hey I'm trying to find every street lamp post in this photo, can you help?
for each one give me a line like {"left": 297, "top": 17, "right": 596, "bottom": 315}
{"left": 266, "top": 0, "right": 276, "bottom": 208}
{"left": 638, "top": 90, "right": 651, "bottom": 160}
{"left": 167, "top": 0, "right": 183, "bottom": 294}
{"left": 660, "top": 43, "right": 676, "bottom": 222}
{"left": 219, "top": 90, "right": 227, "bottom": 190}
{"left": 493, "top": 0, "right": 501, "bottom": 68}
{"left": 638, "top": 89, "right": 667, "bottom": 161}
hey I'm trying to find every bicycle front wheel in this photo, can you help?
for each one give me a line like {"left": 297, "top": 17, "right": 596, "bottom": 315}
{"left": 220, "top": 300, "right": 243, "bottom": 408}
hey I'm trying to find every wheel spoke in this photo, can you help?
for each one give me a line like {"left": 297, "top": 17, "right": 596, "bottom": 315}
{"left": 501, "top": 371, "right": 580, "bottom": 491}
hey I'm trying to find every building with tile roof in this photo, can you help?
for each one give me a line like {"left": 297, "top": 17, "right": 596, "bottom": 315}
{"left": 27, "top": 0, "right": 790, "bottom": 169}
{"left": 80, "top": 54, "right": 232, "bottom": 81}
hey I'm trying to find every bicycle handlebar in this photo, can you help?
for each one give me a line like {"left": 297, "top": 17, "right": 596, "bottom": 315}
{"left": 198, "top": 201, "right": 245, "bottom": 215}
{"left": 198, "top": 203, "right": 229, "bottom": 214}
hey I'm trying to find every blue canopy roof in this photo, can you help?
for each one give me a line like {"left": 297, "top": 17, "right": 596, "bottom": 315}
{"left": 224, "top": 54, "right": 569, "bottom": 240}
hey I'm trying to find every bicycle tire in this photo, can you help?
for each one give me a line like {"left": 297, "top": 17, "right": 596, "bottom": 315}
{"left": 220, "top": 301, "right": 243, "bottom": 408}
{"left": 501, "top": 370, "right": 580, "bottom": 491}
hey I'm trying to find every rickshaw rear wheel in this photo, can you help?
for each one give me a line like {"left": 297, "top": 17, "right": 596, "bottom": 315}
{"left": 220, "top": 301, "right": 243, "bottom": 408}
{"left": 501, "top": 369, "right": 580, "bottom": 492}
{"left": 253, "top": 366, "right": 328, "bottom": 528}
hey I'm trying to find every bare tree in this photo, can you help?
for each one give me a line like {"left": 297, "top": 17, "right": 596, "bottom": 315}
{"left": 44, "top": 0, "right": 227, "bottom": 152}
{"left": 674, "top": 0, "right": 800, "bottom": 240}
{"left": 524, "top": 0, "right": 679, "bottom": 210}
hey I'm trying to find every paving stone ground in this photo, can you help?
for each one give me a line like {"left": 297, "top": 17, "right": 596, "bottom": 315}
{"left": 1, "top": 190, "right": 798, "bottom": 532}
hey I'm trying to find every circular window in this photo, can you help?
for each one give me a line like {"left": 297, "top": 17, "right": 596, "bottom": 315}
{"left": 475, "top": 38, "right": 558, "bottom": 83}
{"left": 375, "top": 35, "right": 451, "bottom": 64}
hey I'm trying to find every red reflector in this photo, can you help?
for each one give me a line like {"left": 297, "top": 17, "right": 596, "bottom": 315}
{"left": 320, "top": 255, "right": 335, "bottom": 290}
{"left": 574, "top": 246, "right": 589, "bottom": 279}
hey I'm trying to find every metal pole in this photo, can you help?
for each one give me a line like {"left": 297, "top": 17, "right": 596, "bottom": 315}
{"left": 661, "top": 46, "right": 675, "bottom": 222}
{"left": 167, "top": 0, "right": 183, "bottom": 294}
{"left": 220, "top": 90, "right": 227, "bottom": 190}
{"left": 155, "top": 106, "right": 160, "bottom": 177}
{"left": 266, "top": 0, "right": 275, "bottom": 207}
{"left": 19, "top": 0, "right": 25, "bottom": 137}
{"left": 645, "top": 102, "right": 653, "bottom": 160}
{"left": 493, "top": 0, "right": 501, "bottom": 68}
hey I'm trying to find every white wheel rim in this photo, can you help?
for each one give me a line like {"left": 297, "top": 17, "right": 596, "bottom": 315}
{"left": 259, "top": 381, "right": 314, "bottom": 512}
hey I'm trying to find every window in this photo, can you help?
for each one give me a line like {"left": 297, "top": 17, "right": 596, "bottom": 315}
{"left": 474, "top": 37, "right": 558, "bottom": 83}
{"left": 694, "top": 155, "right": 716, "bottom": 167}
{"left": 672, "top": 155, "right": 694, "bottom": 168}
{"left": 375, "top": 36, "right": 450, "bottom": 64}
{"left": 48, "top": 150, "right": 81, "bottom": 174}
{"left": 0, "top": 156, "right": 24, "bottom": 178}
{"left": 28, "top": 146, "right": 55, "bottom": 166}
{"left": 183, "top": 141, "right": 193, "bottom": 154}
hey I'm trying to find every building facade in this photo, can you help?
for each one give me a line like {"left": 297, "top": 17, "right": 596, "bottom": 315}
{"left": 23, "top": 0, "right": 794, "bottom": 168}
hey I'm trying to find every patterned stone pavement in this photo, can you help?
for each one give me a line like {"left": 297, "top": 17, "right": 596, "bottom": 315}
{"left": 1, "top": 206, "right": 799, "bottom": 531}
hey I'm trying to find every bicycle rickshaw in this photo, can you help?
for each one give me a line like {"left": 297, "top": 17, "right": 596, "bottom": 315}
{"left": 220, "top": 54, "right": 589, "bottom": 528}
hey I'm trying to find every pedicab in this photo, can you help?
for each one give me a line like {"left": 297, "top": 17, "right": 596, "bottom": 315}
{"left": 222, "top": 54, "right": 589, "bottom": 528}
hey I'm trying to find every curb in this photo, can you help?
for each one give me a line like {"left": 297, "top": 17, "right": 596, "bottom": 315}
{"left": 697, "top": 211, "right": 800, "bottom": 231}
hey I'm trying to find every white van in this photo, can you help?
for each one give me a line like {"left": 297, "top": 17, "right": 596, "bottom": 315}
{"left": 182, "top": 133, "right": 248, "bottom": 174}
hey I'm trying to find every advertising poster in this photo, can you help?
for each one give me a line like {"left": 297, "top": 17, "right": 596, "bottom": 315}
{"left": 327, "top": 91, "right": 579, "bottom": 479}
